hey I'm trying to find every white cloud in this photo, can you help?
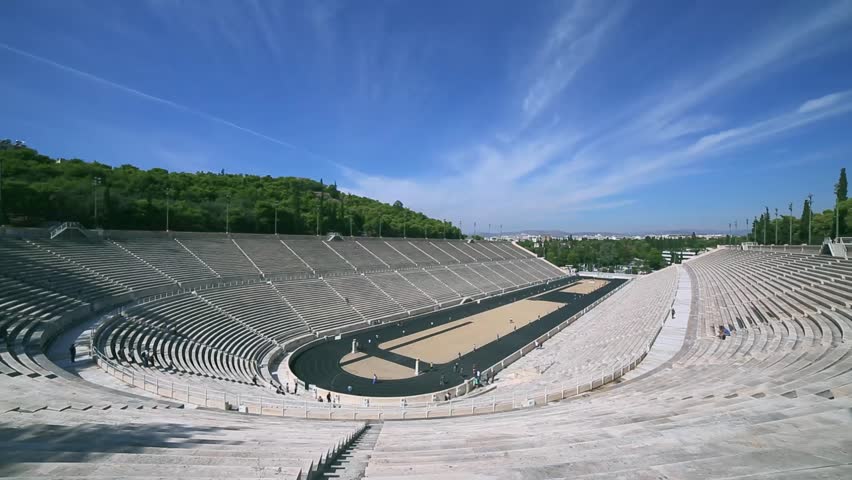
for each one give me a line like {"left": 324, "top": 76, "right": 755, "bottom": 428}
{"left": 520, "top": 0, "right": 627, "bottom": 126}
{"left": 798, "top": 91, "right": 851, "bottom": 113}
{"left": 341, "top": 89, "right": 852, "bottom": 231}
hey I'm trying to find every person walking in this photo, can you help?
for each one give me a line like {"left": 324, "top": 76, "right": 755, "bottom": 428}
{"left": 69, "top": 343, "right": 76, "bottom": 363}
{"left": 372, "top": 373, "right": 378, "bottom": 384}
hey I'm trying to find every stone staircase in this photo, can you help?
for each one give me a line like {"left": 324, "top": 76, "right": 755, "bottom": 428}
{"left": 320, "top": 423, "right": 384, "bottom": 480}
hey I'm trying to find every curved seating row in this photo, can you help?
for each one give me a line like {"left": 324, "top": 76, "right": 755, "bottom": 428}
{"left": 359, "top": 249, "right": 852, "bottom": 479}
{"left": 485, "top": 266, "right": 678, "bottom": 397}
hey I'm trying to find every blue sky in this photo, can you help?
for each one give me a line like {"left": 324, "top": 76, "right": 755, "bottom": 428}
{"left": 2, "top": 0, "right": 852, "bottom": 233}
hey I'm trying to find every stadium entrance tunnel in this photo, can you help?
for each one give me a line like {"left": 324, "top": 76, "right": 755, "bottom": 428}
{"left": 288, "top": 276, "right": 625, "bottom": 398}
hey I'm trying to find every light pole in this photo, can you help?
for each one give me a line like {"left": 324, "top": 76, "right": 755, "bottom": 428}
{"left": 763, "top": 207, "right": 768, "bottom": 245}
{"left": 746, "top": 218, "right": 750, "bottom": 242}
{"left": 774, "top": 208, "right": 779, "bottom": 245}
{"left": 474, "top": 221, "right": 477, "bottom": 238}
{"left": 0, "top": 155, "right": 4, "bottom": 224}
{"left": 225, "top": 194, "right": 231, "bottom": 234}
{"left": 92, "top": 177, "right": 102, "bottom": 228}
{"left": 835, "top": 196, "right": 840, "bottom": 240}
{"left": 403, "top": 214, "right": 406, "bottom": 238}
{"left": 728, "top": 222, "right": 732, "bottom": 244}
{"left": 754, "top": 216, "right": 758, "bottom": 245}
{"left": 379, "top": 216, "right": 382, "bottom": 238}
{"left": 488, "top": 223, "right": 491, "bottom": 238}
{"left": 349, "top": 215, "right": 353, "bottom": 237}
{"left": 808, "top": 193, "right": 813, "bottom": 245}
{"left": 500, "top": 224, "right": 503, "bottom": 238}
{"left": 734, "top": 220, "right": 738, "bottom": 243}
{"left": 274, "top": 204, "right": 278, "bottom": 235}
{"left": 788, "top": 203, "right": 793, "bottom": 244}
{"left": 459, "top": 220, "right": 463, "bottom": 239}
{"left": 166, "top": 188, "right": 172, "bottom": 232}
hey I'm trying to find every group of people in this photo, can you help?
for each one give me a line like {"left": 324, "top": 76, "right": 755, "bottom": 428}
{"left": 317, "top": 391, "right": 342, "bottom": 406}
{"left": 274, "top": 381, "right": 297, "bottom": 395}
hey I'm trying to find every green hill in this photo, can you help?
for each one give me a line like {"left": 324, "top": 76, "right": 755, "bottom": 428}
{"left": 0, "top": 139, "right": 459, "bottom": 238}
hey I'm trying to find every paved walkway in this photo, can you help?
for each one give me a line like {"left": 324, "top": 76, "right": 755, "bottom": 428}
{"left": 622, "top": 264, "right": 691, "bottom": 379}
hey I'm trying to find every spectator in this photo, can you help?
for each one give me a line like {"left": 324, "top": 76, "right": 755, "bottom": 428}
{"left": 326, "top": 392, "right": 332, "bottom": 403}
{"left": 69, "top": 344, "right": 76, "bottom": 363}
{"left": 252, "top": 374, "right": 258, "bottom": 385}
{"left": 372, "top": 374, "right": 378, "bottom": 384}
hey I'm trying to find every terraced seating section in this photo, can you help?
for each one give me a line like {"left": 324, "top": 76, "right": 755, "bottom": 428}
{"left": 356, "top": 240, "right": 417, "bottom": 268}
{"left": 114, "top": 294, "right": 274, "bottom": 384}
{"left": 325, "top": 275, "right": 403, "bottom": 321}
{"left": 400, "top": 270, "right": 461, "bottom": 305}
{"left": 1, "top": 407, "right": 363, "bottom": 480}
{"left": 325, "top": 240, "right": 387, "bottom": 270}
{"left": 0, "top": 276, "right": 84, "bottom": 324}
{"left": 687, "top": 249, "right": 852, "bottom": 342}
{"left": 368, "top": 272, "right": 437, "bottom": 311}
{"left": 385, "top": 240, "right": 438, "bottom": 266}
{"left": 199, "top": 283, "right": 310, "bottom": 342}
{"left": 449, "top": 264, "right": 500, "bottom": 294}
{"left": 425, "top": 267, "right": 483, "bottom": 298}
{"left": 176, "top": 237, "right": 260, "bottom": 277}
{"left": 115, "top": 237, "right": 219, "bottom": 283}
{"left": 0, "top": 238, "right": 128, "bottom": 300}
{"left": 282, "top": 239, "right": 354, "bottom": 273}
{"left": 232, "top": 237, "right": 311, "bottom": 276}
{"left": 487, "top": 266, "right": 678, "bottom": 397}
{"left": 30, "top": 239, "right": 175, "bottom": 292}
{"left": 361, "top": 250, "right": 852, "bottom": 479}
{"left": 273, "top": 279, "right": 362, "bottom": 332}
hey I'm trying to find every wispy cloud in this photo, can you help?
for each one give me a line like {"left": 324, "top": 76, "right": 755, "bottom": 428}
{"left": 520, "top": 0, "right": 627, "bottom": 128}
{"left": 0, "top": 41, "right": 326, "bottom": 161}
{"left": 339, "top": 0, "right": 852, "bottom": 231}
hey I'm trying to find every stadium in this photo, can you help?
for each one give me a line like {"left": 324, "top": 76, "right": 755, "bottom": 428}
{"left": 3, "top": 2, "right": 852, "bottom": 479}
{"left": 2, "top": 219, "right": 851, "bottom": 478}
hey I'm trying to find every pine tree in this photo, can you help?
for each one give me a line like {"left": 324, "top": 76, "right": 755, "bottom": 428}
{"left": 799, "top": 200, "right": 811, "bottom": 244}
{"left": 837, "top": 168, "right": 848, "bottom": 202}
{"left": 836, "top": 168, "right": 848, "bottom": 236}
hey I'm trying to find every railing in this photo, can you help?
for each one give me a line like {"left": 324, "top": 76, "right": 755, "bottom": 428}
{"left": 747, "top": 244, "right": 822, "bottom": 255}
{"left": 49, "top": 221, "right": 84, "bottom": 239}
{"left": 89, "top": 278, "right": 673, "bottom": 421}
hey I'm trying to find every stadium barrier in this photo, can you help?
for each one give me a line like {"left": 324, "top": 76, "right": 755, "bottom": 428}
{"left": 90, "top": 277, "right": 681, "bottom": 420}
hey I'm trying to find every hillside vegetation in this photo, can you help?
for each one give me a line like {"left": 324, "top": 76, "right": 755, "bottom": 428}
{"left": 0, "top": 140, "right": 459, "bottom": 238}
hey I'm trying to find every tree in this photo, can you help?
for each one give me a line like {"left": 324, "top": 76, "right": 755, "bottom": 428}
{"left": 0, "top": 141, "right": 456, "bottom": 237}
{"left": 836, "top": 168, "right": 848, "bottom": 202}
{"left": 799, "top": 199, "right": 811, "bottom": 244}
{"left": 836, "top": 168, "right": 848, "bottom": 236}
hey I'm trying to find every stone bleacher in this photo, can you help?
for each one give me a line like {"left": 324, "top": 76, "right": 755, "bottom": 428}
{"left": 359, "top": 248, "right": 852, "bottom": 479}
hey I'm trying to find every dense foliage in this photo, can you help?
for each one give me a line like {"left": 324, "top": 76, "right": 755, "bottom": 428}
{"left": 519, "top": 235, "right": 721, "bottom": 273}
{"left": 0, "top": 140, "right": 460, "bottom": 238}
{"left": 748, "top": 168, "right": 850, "bottom": 245}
